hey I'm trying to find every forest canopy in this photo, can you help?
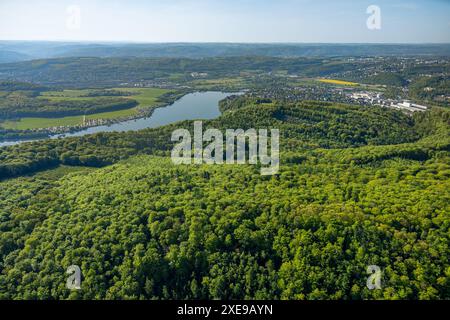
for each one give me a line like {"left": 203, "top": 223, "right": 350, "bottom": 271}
{"left": 0, "top": 98, "right": 449, "bottom": 300}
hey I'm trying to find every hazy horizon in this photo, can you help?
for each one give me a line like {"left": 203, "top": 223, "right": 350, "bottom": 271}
{"left": 1, "top": 0, "right": 449, "bottom": 43}
{"left": 1, "top": 40, "right": 450, "bottom": 45}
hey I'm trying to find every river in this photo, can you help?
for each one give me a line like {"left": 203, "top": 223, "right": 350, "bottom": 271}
{"left": 0, "top": 91, "right": 235, "bottom": 148}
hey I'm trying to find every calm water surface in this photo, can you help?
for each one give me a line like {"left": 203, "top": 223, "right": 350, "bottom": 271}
{"left": 0, "top": 91, "right": 235, "bottom": 147}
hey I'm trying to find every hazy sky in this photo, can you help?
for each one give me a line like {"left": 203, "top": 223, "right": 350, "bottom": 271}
{"left": 0, "top": 0, "right": 449, "bottom": 43}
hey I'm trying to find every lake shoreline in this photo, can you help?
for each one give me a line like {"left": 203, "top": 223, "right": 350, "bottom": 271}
{"left": 0, "top": 91, "right": 239, "bottom": 148}
{"left": 0, "top": 89, "right": 189, "bottom": 144}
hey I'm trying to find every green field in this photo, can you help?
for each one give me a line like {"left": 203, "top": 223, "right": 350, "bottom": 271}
{"left": 2, "top": 116, "right": 83, "bottom": 130}
{"left": 1, "top": 88, "right": 170, "bottom": 130}
{"left": 1, "top": 108, "right": 144, "bottom": 130}
{"left": 191, "top": 77, "right": 246, "bottom": 89}
{"left": 115, "top": 87, "right": 170, "bottom": 107}
{"left": 40, "top": 89, "right": 98, "bottom": 101}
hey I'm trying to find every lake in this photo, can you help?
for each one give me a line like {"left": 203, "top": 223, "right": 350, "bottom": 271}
{"left": 0, "top": 91, "right": 235, "bottom": 147}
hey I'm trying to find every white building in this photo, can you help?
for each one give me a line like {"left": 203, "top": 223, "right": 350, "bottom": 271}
{"left": 392, "top": 101, "right": 428, "bottom": 112}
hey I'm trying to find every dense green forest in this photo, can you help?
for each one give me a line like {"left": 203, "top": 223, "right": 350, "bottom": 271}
{"left": 363, "top": 73, "right": 408, "bottom": 87}
{"left": 0, "top": 97, "right": 449, "bottom": 299}
{"left": 409, "top": 76, "right": 450, "bottom": 107}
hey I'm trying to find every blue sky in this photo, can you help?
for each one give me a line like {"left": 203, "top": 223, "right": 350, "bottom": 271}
{"left": 0, "top": 0, "right": 449, "bottom": 43}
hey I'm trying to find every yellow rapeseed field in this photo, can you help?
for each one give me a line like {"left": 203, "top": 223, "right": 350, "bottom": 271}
{"left": 318, "top": 79, "right": 359, "bottom": 86}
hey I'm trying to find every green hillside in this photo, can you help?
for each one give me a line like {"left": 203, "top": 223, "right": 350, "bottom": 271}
{"left": 0, "top": 99, "right": 449, "bottom": 300}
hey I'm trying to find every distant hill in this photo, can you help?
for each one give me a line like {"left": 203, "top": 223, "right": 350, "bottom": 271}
{"left": 0, "top": 50, "right": 31, "bottom": 63}
{"left": 0, "top": 41, "right": 449, "bottom": 61}
{"left": 0, "top": 56, "right": 339, "bottom": 86}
